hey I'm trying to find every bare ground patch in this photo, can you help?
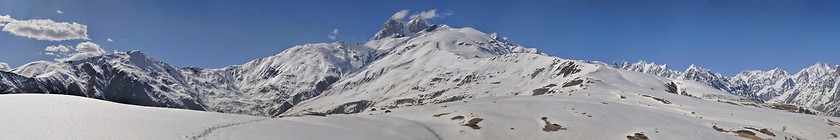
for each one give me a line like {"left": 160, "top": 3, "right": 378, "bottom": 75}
{"left": 432, "top": 112, "right": 451, "bottom": 117}
{"left": 641, "top": 94, "right": 671, "bottom": 104}
{"left": 744, "top": 127, "right": 775, "bottom": 137}
{"left": 451, "top": 115, "right": 465, "bottom": 120}
{"left": 769, "top": 103, "right": 816, "bottom": 115}
{"left": 828, "top": 119, "right": 840, "bottom": 127}
{"left": 711, "top": 125, "right": 774, "bottom": 140}
{"left": 540, "top": 117, "right": 567, "bottom": 132}
{"left": 733, "top": 130, "right": 762, "bottom": 140}
{"left": 464, "top": 118, "right": 484, "bottom": 129}
{"left": 626, "top": 132, "right": 649, "bottom": 140}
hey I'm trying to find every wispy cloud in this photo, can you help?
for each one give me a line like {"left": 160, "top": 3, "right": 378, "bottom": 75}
{"left": 44, "top": 42, "right": 106, "bottom": 61}
{"left": 0, "top": 15, "right": 89, "bottom": 41}
{"left": 390, "top": 10, "right": 409, "bottom": 21}
{"left": 411, "top": 9, "right": 451, "bottom": 20}
{"left": 44, "top": 45, "right": 70, "bottom": 56}
{"left": 61, "top": 42, "right": 105, "bottom": 61}
{"left": 0, "top": 15, "right": 13, "bottom": 26}
{"left": 56, "top": 10, "right": 63, "bottom": 14}
{"left": 107, "top": 38, "right": 113, "bottom": 42}
{"left": 327, "top": 29, "right": 338, "bottom": 40}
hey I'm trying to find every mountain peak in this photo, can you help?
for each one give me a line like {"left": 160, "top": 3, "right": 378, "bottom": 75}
{"left": 809, "top": 62, "right": 830, "bottom": 70}
{"left": 794, "top": 62, "right": 833, "bottom": 77}
{"left": 769, "top": 67, "right": 786, "bottom": 74}
{"left": 634, "top": 60, "right": 653, "bottom": 66}
{"left": 618, "top": 60, "right": 679, "bottom": 78}
{"left": 682, "top": 64, "right": 718, "bottom": 78}
{"left": 371, "top": 19, "right": 408, "bottom": 40}
{"left": 489, "top": 32, "right": 511, "bottom": 43}
{"left": 685, "top": 64, "right": 713, "bottom": 72}
{"left": 125, "top": 50, "right": 147, "bottom": 58}
{"left": 406, "top": 16, "right": 430, "bottom": 33}
{"left": 126, "top": 50, "right": 143, "bottom": 54}
{"left": 0, "top": 62, "right": 10, "bottom": 71}
{"left": 371, "top": 11, "right": 440, "bottom": 40}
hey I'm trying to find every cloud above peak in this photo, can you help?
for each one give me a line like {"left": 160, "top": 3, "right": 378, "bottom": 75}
{"left": 388, "top": 9, "right": 451, "bottom": 21}
{"left": 327, "top": 29, "right": 339, "bottom": 40}
{"left": 390, "top": 10, "right": 410, "bottom": 21}
{"left": 413, "top": 9, "right": 438, "bottom": 20}
{"left": 63, "top": 42, "right": 106, "bottom": 61}
{"left": 44, "top": 42, "right": 106, "bottom": 61}
{"left": 410, "top": 9, "right": 450, "bottom": 20}
{"left": 44, "top": 45, "right": 70, "bottom": 56}
{"left": 0, "top": 15, "right": 89, "bottom": 41}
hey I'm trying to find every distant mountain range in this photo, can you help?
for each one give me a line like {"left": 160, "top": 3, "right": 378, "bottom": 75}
{"left": 619, "top": 61, "right": 840, "bottom": 116}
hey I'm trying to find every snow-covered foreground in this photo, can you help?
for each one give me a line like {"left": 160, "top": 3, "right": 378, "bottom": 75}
{"left": 0, "top": 94, "right": 260, "bottom": 140}
{"left": 4, "top": 72, "right": 840, "bottom": 140}
{"left": 0, "top": 94, "right": 437, "bottom": 140}
{"left": 371, "top": 68, "right": 840, "bottom": 140}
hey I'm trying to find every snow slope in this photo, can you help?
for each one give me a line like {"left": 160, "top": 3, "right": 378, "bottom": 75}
{"left": 0, "top": 62, "right": 10, "bottom": 71}
{"left": 284, "top": 26, "right": 550, "bottom": 115}
{"left": 0, "top": 94, "right": 260, "bottom": 140}
{"left": 0, "top": 94, "right": 438, "bottom": 140}
{"left": 5, "top": 67, "right": 840, "bottom": 140}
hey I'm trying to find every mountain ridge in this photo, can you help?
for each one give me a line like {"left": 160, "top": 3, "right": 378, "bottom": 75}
{"left": 1, "top": 15, "right": 837, "bottom": 118}
{"left": 618, "top": 60, "right": 840, "bottom": 116}
{"left": 0, "top": 17, "right": 543, "bottom": 117}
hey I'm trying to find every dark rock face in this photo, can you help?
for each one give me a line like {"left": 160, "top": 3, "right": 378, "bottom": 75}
{"left": 371, "top": 19, "right": 407, "bottom": 40}
{"left": 372, "top": 17, "right": 432, "bottom": 40}
{"left": 327, "top": 100, "right": 372, "bottom": 114}
{"left": 406, "top": 17, "right": 430, "bottom": 33}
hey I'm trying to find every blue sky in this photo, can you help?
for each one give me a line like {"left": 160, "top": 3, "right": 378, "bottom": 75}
{"left": 0, "top": 0, "right": 838, "bottom": 76}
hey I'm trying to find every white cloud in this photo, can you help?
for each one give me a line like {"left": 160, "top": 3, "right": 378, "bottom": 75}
{"left": 0, "top": 15, "right": 12, "bottom": 22}
{"left": 0, "top": 15, "right": 90, "bottom": 41}
{"left": 415, "top": 9, "right": 437, "bottom": 19}
{"left": 411, "top": 9, "right": 450, "bottom": 20}
{"left": 57, "top": 10, "right": 63, "bottom": 14}
{"left": 45, "top": 45, "right": 70, "bottom": 53}
{"left": 50, "top": 42, "right": 106, "bottom": 61}
{"left": 390, "top": 10, "right": 409, "bottom": 21}
{"left": 107, "top": 38, "right": 113, "bottom": 42}
{"left": 327, "top": 29, "right": 338, "bottom": 40}
{"left": 443, "top": 11, "right": 453, "bottom": 16}
{"left": 44, "top": 45, "right": 70, "bottom": 56}
{"left": 0, "top": 15, "right": 12, "bottom": 26}
{"left": 75, "top": 42, "right": 105, "bottom": 54}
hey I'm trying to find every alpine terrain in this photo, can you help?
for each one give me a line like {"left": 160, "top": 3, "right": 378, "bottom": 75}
{"left": 1, "top": 12, "right": 839, "bottom": 140}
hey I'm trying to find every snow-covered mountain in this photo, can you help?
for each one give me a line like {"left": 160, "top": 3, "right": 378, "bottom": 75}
{"left": 1, "top": 12, "right": 839, "bottom": 122}
{"left": 0, "top": 62, "right": 10, "bottom": 70}
{"left": 0, "top": 15, "right": 542, "bottom": 117}
{"left": 0, "top": 51, "right": 206, "bottom": 110}
{"left": 0, "top": 43, "right": 378, "bottom": 116}
{"left": 4, "top": 70, "right": 839, "bottom": 139}
{"left": 619, "top": 60, "right": 840, "bottom": 116}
